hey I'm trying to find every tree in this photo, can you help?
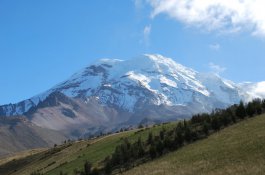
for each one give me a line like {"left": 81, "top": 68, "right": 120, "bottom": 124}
{"left": 246, "top": 102, "right": 255, "bottom": 117}
{"left": 84, "top": 160, "right": 92, "bottom": 175}
{"left": 226, "top": 108, "right": 236, "bottom": 123}
{"left": 174, "top": 129, "right": 184, "bottom": 148}
{"left": 164, "top": 135, "right": 173, "bottom": 150}
{"left": 159, "top": 130, "right": 165, "bottom": 140}
{"left": 183, "top": 120, "right": 188, "bottom": 128}
{"left": 156, "top": 140, "right": 164, "bottom": 155}
{"left": 191, "top": 113, "right": 210, "bottom": 124}
{"left": 104, "top": 161, "right": 112, "bottom": 175}
{"left": 149, "top": 144, "right": 157, "bottom": 159}
{"left": 211, "top": 116, "right": 221, "bottom": 131}
{"left": 236, "top": 101, "right": 246, "bottom": 119}
{"left": 184, "top": 127, "right": 192, "bottom": 142}
{"left": 220, "top": 111, "right": 232, "bottom": 126}
{"left": 252, "top": 99, "right": 263, "bottom": 115}
{"left": 176, "top": 122, "right": 183, "bottom": 130}
{"left": 147, "top": 132, "right": 154, "bottom": 145}
{"left": 138, "top": 124, "right": 144, "bottom": 129}
{"left": 262, "top": 100, "right": 265, "bottom": 109}
{"left": 91, "top": 167, "right": 100, "bottom": 175}
{"left": 203, "top": 122, "right": 210, "bottom": 136}
{"left": 136, "top": 137, "right": 145, "bottom": 157}
{"left": 111, "top": 146, "right": 122, "bottom": 166}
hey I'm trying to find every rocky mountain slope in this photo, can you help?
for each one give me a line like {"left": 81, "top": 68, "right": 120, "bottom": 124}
{"left": 0, "top": 54, "right": 264, "bottom": 139}
{"left": 0, "top": 116, "right": 66, "bottom": 156}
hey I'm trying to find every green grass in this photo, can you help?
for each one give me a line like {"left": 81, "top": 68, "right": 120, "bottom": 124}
{"left": 123, "top": 114, "right": 265, "bottom": 175}
{"left": 46, "top": 123, "right": 176, "bottom": 175}
{"left": 3, "top": 114, "right": 265, "bottom": 175}
{"left": 0, "top": 122, "right": 176, "bottom": 175}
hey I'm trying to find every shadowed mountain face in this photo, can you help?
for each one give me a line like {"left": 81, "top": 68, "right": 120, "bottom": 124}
{"left": 0, "top": 54, "right": 264, "bottom": 154}
{"left": 0, "top": 116, "right": 67, "bottom": 157}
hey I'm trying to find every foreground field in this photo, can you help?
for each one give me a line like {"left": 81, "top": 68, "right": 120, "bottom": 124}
{"left": 2, "top": 113, "right": 265, "bottom": 175}
{"left": 124, "top": 114, "right": 265, "bottom": 175}
{"left": 0, "top": 148, "right": 47, "bottom": 166}
{"left": 0, "top": 123, "right": 176, "bottom": 175}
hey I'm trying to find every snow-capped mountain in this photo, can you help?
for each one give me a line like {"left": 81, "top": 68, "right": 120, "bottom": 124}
{"left": 0, "top": 54, "right": 264, "bottom": 131}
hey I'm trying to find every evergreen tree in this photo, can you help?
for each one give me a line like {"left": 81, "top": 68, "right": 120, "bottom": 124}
{"left": 91, "top": 167, "right": 100, "bottom": 175}
{"left": 156, "top": 140, "right": 164, "bottom": 155}
{"left": 159, "top": 130, "right": 165, "bottom": 140}
{"left": 246, "top": 102, "right": 255, "bottom": 117}
{"left": 236, "top": 101, "right": 246, "bottom": 119}
{"left": 174, "top": 130, "right": 184, "bottom": 148}
{"left": 262, "top": 100, "right": 265, "bottom": 109}
{"left": 253, "top": 99, "right": 263, "bottom": 115}
{"left": 136, "top": 137, "right": 145, "bottom": 157}
{"left": 176, "top": 122, "right": 183, "bottom": 130}
{"left": 84, "top": 160, "right": 92, "bottom": 175}
{"left": 149, "top": 144, "right": 157, "bottom": 159}
{"left": 203, "top": 121, "right": 209, "bottom": 136}
{"left": 104, "top": 161, "right": 112, "bottom": 175}
{"left": 211, "top": 116, "right": 221, "bottom": 131}
{"left": 163, "top": 135, "right": 172, "bottom": 150}
{"left": 138, "top": 124, "right": 144, "bottom": 129}
{"left": 147, "top": 132, "right": 154, "bottom": 145}
{"left": 220, "top": 111, "right": 232, "bottom": 126}
{"left": 226, "top": 108, "right": 236, "bottom": 123}
{"left": 183, "top": 120, "right": 188, "bottom": 128}
{"left": 184, "top": 127, "right": 192, "bottom": 142}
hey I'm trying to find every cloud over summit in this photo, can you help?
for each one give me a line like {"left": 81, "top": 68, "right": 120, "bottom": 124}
{"left": 147, "top": 0, "right": 265, "bottom": 37}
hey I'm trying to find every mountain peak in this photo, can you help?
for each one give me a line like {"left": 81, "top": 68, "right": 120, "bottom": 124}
{"left": 1, "top": 54, "right": 264, "bottom": 118}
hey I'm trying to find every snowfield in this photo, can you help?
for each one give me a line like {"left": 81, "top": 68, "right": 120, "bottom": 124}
{"left": 1, "top": 54, "right": 264, "bottom": 116}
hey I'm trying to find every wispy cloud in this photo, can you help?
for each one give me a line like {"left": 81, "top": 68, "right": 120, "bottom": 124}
{"left": 147, "top": 0, "right": 265, "bottom": 37}
{"left": 143, "top": 25, "right": 152, "bottom": 46}
{"left": 209, "top": 62, "right": 226, "bottom": 74}
{"left": 209, "top": 43, "right": 221, "bottom": 51}
{"left": 134, "top": 0, "right": 144, "bottom": 9}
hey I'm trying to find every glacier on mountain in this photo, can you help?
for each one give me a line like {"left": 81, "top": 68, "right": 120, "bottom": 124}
{"left": 0, "top": 54, "right": 264, "bottom": 117}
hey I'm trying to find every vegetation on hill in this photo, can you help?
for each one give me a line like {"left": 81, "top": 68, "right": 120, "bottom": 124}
{"left": 0, "top": 121, "right": 176, "bottom": 175}
{"left": 124, "top": 112, "right": 265, "bottom": 175}
{"left": 68, "top": 99, "right": 265, "bottom": 175}
{"left": 1, "top": 99, "right": 265, "bottom": 175}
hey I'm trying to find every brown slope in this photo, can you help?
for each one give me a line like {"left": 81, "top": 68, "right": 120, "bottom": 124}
{"left": 0, "top": 117, "right": 67, "bottom": 157}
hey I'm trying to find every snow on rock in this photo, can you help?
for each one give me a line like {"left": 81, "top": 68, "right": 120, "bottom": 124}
{"left": 160, "top": 76, "right": 177, "bottom": 88}
{"left": 1, "top": 54, "right": 264, "bottom": 116}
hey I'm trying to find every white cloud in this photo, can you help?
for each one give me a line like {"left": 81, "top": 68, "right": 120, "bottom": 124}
{"left": 144, "top": 25, "right": 151, "bottom": 37}
{"left": 143, "top": 25, "right": 152, "bottom": 46}
{"left": 134, "top": 0, "right": 144, "bottom": 9}
{"left": 239, "top": 81, "right": 265, "bottom": 101}
{"left": 147, "top": 0, "right": 265, "bottom": 37}
{"left": 255, "top": 82, "right": 265, "bottom": 97}
{"left": 209, "top": 62, "right": 226, "bottom": 74}
{"left": 209, "top": 43, "right": 221, "bottom": 51}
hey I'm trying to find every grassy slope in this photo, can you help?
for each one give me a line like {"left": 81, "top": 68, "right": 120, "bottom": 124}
{"left": 0, "top": 122, "right": 176, "bottom": 175}
{"left": 46, "top": 123, "right": 176, "bottom": 175}
{"left": 124, "top": 114, "right": 265, "bottom": 175}
{"left": 0, "top": 148, "right": 47, "bottom": 166}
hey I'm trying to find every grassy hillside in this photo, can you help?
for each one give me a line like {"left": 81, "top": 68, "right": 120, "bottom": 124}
{"left": 2, "top": 113, "right": 265, "bottom": 175}
{"left": 124, "top": 114, "right": 265, "bottom": 175}
{"left": 0, "top": 148, "right": 47, "bottom": 166}
{"left": 0, "top": 122, "right": 176, "bottom": 175}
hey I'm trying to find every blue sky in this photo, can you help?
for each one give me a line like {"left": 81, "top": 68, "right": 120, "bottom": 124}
{"left": 0, "top": 0, "right": 265, "bottom": 105}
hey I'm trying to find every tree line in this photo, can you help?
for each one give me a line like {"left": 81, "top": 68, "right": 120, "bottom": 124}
{"left": 57, "top": 99, "right": 265, "bottom": 175}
